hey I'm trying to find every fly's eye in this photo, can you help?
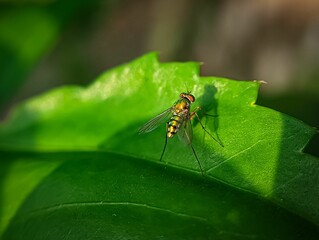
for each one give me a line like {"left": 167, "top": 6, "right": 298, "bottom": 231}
{"left": 180, "top": 92, "right": 195, "bottom": 102}
{"left": 188, "top": 94, "right": 195, "bottom": 102}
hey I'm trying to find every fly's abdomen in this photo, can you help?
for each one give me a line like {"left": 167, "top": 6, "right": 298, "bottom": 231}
{"left": 167, "top": 115, "right": 182, "bottom": 138}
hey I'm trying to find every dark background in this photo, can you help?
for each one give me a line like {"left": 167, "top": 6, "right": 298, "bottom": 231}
{"left": 0, "top": 0, "right": 318, "bottom": 155}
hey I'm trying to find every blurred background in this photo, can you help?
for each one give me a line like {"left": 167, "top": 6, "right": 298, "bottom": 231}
{"left": 0, "top": 0, "right": 318, "bottom": 155}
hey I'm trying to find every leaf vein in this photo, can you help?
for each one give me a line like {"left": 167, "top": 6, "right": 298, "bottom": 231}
{"left": 207, "top": 140, "right": 263, "bottom": 172}
{"left": 265, "top": 173, "right": 303, "bottom": 197}
{"left": 28, "top": 201, "right": 209, "bottom": 223}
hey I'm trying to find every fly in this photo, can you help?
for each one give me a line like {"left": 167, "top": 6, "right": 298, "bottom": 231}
{"left": 138, "top": 92, "right": 223, "bottom": 175}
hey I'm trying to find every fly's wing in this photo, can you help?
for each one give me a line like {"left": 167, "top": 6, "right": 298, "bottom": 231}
{"left": 177, "top": 117, "right": 193, "bottom": 146}
{"left": 138, "top": 107, "right": 173, "bottom": 134}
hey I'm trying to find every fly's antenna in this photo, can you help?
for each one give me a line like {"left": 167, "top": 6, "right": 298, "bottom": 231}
{"left": 183, "top": 82, "right": 192, "bottom": 94}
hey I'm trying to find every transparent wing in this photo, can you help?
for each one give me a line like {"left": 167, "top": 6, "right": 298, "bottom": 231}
{"left": 138, "top": 107, "right": 173, "bottom": 134}
{"left": 177, "top": 117, "right": 193, "bottom": 146}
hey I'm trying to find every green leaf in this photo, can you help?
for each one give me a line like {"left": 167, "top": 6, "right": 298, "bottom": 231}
{"left": 0, "top": 53, "right": 318, "bottom": 239}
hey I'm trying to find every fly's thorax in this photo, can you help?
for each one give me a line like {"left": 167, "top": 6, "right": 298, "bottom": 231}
{"left": 174, "top": 99, "right": 191, "bottom": 113}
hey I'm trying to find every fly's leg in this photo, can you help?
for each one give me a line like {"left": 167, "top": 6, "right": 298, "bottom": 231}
{"left": 190, "top": 144, "right": 204, "bottom": 176}
{"left": 189, "top": 106, "right": 204, "bottom": 120}
{"left": 182, "top": 119, "right": 205, "bottom": 175}
{"left": 190, "top": 107, "right": 224, "bottom": 147}
{"left": 160, "top": 122, "right": 169, "bottom": 161}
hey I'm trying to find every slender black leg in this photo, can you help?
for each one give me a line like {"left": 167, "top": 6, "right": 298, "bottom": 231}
{"left": 194, "top": 113, "right": 224, "bottom": 147}
{"left": 160, "top": 123, "right": 168, "bottom": 161}
{"left": 190, "top": 144, "right": 204, "bottom": 176}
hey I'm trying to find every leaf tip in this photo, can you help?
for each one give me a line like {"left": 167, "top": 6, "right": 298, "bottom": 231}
{"left": 254, "top": 80, "right": 267, "bottom": 85}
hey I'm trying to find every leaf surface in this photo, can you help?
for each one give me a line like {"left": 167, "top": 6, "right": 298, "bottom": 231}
{"left": 0, "top": 53, "right": 318, "bottom": 239}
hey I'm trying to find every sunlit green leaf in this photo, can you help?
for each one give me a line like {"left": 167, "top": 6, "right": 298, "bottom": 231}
{"left": 0, "top": 53, "right": 318, "bottom": 239}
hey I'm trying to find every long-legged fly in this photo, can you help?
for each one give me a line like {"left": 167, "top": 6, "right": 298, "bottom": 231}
{"left": 138, "top": 92, "right": 223, "bottom": 175}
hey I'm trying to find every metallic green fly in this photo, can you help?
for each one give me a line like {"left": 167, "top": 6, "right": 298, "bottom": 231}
{"left": 139, "top": 92, "right": 223, "bottom": 175}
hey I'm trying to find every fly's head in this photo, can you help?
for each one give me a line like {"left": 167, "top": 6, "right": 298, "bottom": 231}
{"left": 180, "top": 92, "right": 195, "bottom": 103}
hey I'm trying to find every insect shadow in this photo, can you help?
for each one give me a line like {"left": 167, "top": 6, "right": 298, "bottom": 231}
{"left": 193, "top": 84, "right": 223, "bottom": 147}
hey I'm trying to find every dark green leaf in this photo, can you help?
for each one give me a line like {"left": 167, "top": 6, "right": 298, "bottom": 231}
{"left": 0, "top": 53, "right": 318, "bottom": 239}
{"left": 1, "top": 151, "right": 318, "bottom": 240}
